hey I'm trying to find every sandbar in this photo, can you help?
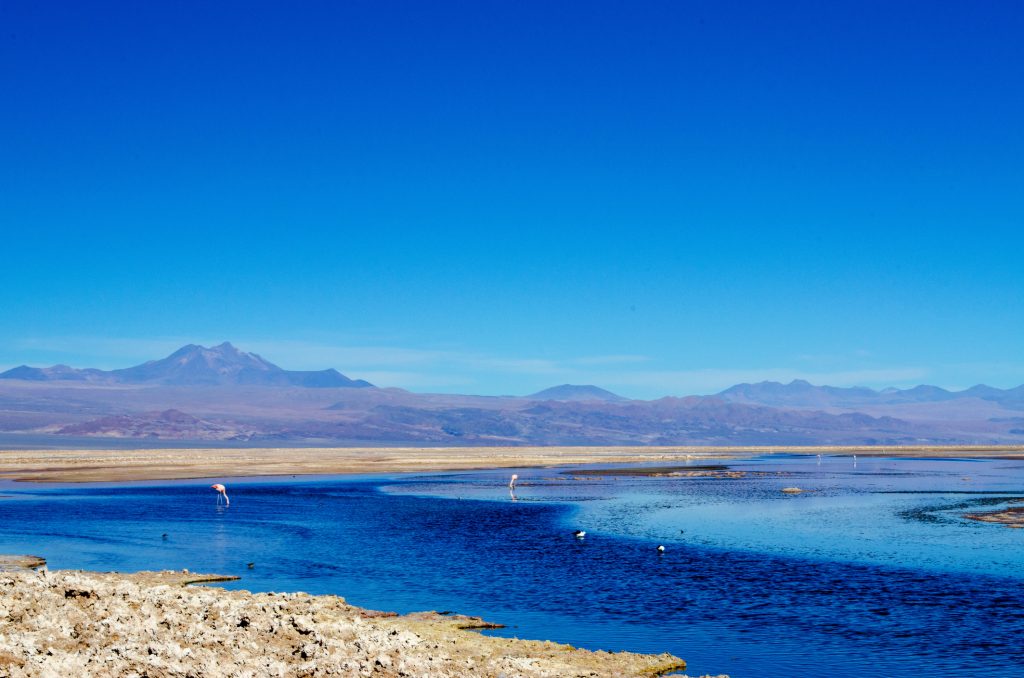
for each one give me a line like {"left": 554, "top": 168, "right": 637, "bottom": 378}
{"left": 964, "top": 503, "right": 1024, "bottom": 528}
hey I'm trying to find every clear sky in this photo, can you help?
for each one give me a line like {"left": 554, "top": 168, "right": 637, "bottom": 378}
{"left": 1, "top": 1, "right": 1022, "bottom": 398}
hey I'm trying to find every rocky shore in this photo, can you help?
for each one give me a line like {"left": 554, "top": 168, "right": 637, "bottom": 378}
{"left": 0, "top": 558, "right": 712, "bottom": 678}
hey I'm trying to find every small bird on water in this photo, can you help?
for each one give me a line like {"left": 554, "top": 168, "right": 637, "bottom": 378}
{"left": 657, "top": 545, "right": 665, "bottom": 553}
{"left": 574, "top": 530, "right": 586, "bottom": 539}
{"left": 247, "top": 562, "right": 255, "bottom": 569}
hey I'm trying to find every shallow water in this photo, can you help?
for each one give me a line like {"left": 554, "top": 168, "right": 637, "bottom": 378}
{"left": 1, "top": 455, "right": 1022, "bottom": 677}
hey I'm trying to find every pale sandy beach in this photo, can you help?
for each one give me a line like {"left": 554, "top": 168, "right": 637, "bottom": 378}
{"left": 0, "top": 445, "right": 1021, "bottom": 483}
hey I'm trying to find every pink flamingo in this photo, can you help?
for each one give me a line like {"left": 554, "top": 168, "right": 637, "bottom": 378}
{"left": 211, "top": 483, "right": 229, "bottom": 506}
{"left": 509, "top": 474, "right": 518, "bottom": 490}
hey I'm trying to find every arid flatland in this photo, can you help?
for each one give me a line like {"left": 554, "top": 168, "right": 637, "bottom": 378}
{"left": 1, "top": 445, "right": 1021, "bottom": 483}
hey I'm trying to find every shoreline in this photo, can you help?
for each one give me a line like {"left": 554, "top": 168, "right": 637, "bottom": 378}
{"left": 4, "top": 454, "right": 1021, "bottom": 676}
{"left": 0, "top": 556, "right": 700, "bottom": 677}
{"left": 0, "top": 444, "right": 1022, "bottom": 484}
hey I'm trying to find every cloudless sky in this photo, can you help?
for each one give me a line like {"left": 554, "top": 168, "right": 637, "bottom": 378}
{"left": 1, "top": 1, "right": 1022, "bottom": 397}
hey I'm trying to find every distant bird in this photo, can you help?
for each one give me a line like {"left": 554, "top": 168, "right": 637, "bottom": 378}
{"left": 509, "top": 474, "right": 519, "bottom": 490}
{"left": 211, "top": 483, "right": 230, "bottom": 506}
{"left": 574, "top": 530, "right": 586, "bottom": 539}
{"left": 247, "top": 562, "right": 255, "bottom": 569}
{"left": 816, "top": 454, "right": 822, "bottom": 464}
{"left": 657, "top": 545, "right": 665, "bottom": 553}
{"left": 161, "top": 533, "right": 168, "bottom": 540}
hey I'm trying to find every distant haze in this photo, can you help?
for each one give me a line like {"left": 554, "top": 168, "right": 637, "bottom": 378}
{"left": 527, "top": 385, "right": 626, "bottom": 402}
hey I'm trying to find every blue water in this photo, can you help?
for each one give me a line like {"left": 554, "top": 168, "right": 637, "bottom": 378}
{"left": 1, "top": 455, "right": 1023, "bottom": 677}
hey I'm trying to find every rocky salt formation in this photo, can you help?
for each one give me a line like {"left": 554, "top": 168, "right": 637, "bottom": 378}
{"left": 0, "top": 562, "right": 714, "bottom": 677}
{"left": 0, "top": 556, "right": 46, "bottom": 572}
{"left": 965, "top": 504, "right": 1024, "bottom": 528}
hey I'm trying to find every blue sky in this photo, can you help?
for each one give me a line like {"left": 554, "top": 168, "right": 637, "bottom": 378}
{"left": 1, "top": 1, "right": 1022, "bottom": 397}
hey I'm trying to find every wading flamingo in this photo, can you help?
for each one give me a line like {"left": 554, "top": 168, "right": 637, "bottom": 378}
{"left": 509, "top": 473, "right": 518, "bottom": 490}
{"left": 211, "top": 483, "right": 230, "bottom": 506}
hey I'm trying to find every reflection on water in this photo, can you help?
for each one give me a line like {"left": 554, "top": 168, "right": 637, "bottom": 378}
{"left": 1, "top": 455, "right": 1023, "bottom": 678}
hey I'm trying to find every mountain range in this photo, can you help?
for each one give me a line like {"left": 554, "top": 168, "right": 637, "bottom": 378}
{"left": 0, "top": 343, "right": 1022, "bottom": 447}
{"left": 717, "top": 379, "right": 1024, "bottom": 409}
{"left": 0, "top": 342, "right": 372, "bottom": 388}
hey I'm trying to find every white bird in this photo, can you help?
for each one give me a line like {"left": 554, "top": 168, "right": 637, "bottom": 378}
{"left": 657, "top": 545, "right": 665, "bottom": 553}
{"left": 573, "top": 530, "right": 586, "bottom": 538}
{"left": 211, "top": 483, "right": 229, "bottom": 506}
{"left": 509, "top": 474, "right": 518, "bottom": 490}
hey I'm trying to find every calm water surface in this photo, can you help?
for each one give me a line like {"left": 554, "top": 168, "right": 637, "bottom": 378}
{"left": 1, "top": 455, "right": 1023, "bottom": 677}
